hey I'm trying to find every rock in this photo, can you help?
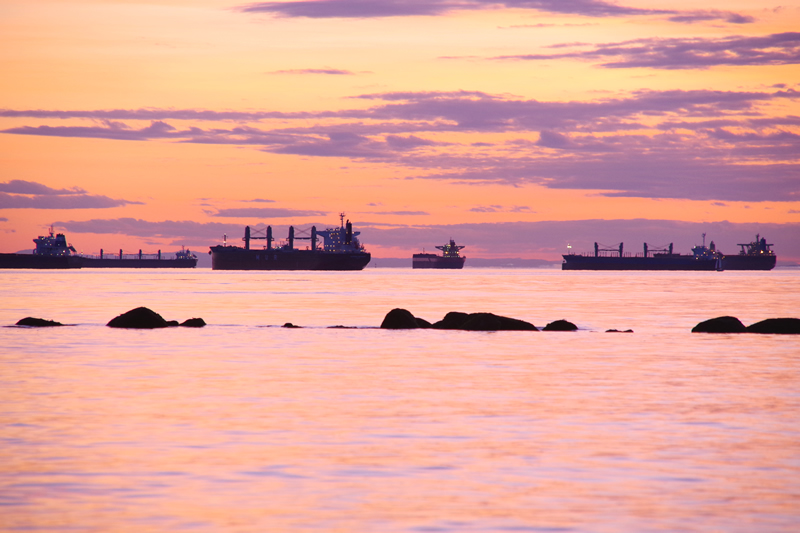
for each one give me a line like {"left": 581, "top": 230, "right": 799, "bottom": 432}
{"left": 691, "top": 316, "right": 746, "bottom": 333}
{"left": 180, "top": 318, "right": 206, "bottom": 328}
{"left": 432, "top": 312, "right": 537, "bottom": 331}
{"left": 431, "top": 312, "right": 471, "bottom": 330}
{"left": 16, "top": 317, "right": 63, "bottom": 327}
{"left": 461, "top": 313, "right": 537, "bottom": 331}
{"left": 543, "top": 319, "right": 578, "bottom": 331}
{"left": 107, "top": 307, "right": 170, "bottom": 329}
{"left": 166, "top": 320, "right": 179, "bottom": 327}
{"left": 282, "top": 322, "right": 302, "bottom": 328}
{"left": 380, "top": 308, "right": 430, "bottom": 329}
{"left": 746, "top": 318, "right": 800, "bottom": 334}
{"left": 606, "top": 329, "right": 634, "bottom": 333}
{"left": 415, "top": 316, "right": 432, "bottom": 328}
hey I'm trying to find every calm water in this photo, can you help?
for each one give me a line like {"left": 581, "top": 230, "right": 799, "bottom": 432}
{"left": 1, "top": 268, "right": 799, "bottom": 532}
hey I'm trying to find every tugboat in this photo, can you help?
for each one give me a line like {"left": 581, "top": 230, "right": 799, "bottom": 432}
{"left": 412, "top": 240, "right": 466, "bottom": 269}
{"left": 209, "top": 213, "right": 371, "bottom": 271}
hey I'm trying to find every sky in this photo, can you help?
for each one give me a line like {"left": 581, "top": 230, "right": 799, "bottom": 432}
{"left": 1, "top": 0, "right": 799, "bottom": 263}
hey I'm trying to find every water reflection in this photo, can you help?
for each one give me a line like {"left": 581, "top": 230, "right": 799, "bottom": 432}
{"left": 1, "top": 269, "right": 798, "bottom": 532}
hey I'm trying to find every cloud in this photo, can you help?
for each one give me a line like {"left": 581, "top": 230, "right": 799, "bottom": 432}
{"left": 0, "top": 179, "right": 86, "bottom": 195}
{"left": 235, "top": 0, "right": 676, "bottom": 20}
{"left": 384, "top": 134, "right": 438, "bottom": 150}
{"left": 270, "top": 68, "right": 357, "bottom": 75}
{"left": 0, "top": 109, "right": 311, "bottom": 121}
{"left": 490, "top": 32, "right": 800, "bottom": 69}
{"left": 212, "top": 207, "right": 328, "bottom": 217}
{"left": 370, "top": 210, "right": 430, "bottom": 215}
{"left": 667, "top": 10, "right": 755, "bottom": 24}
{"left": 0, "top": 180, "right": 141, "bottom": 210}
{"left": 2, "top": 121, "right": 181, "bottom": 141}
{"left": 234, "top": 1, "right": 756, "bottom": 26}
{"left": 2, "top": 88, "right": 798, "bottom": 202}
{"left": 470, "top": 205, "right": 533, "bottom": 213}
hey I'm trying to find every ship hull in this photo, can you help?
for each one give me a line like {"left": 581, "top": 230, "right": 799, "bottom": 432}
{"left": 78, "top": 257, "right": 197, "bottom": 268}
{"left": 562, "top": 255, "right": 717, "bottom": 271}
{"left": 720, "top": 255, "right": 776, "bottom": 271}
{"left": 412, "top": 254, "right": 466, "bottom": 269}
{"left": 0, "top": 253, "right": 81, "bottom": 269}
{"left": 210, "top": 246, "right": 371, "bottom": 271}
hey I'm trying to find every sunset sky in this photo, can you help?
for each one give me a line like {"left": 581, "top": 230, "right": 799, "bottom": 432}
{"left": 1, "top": 0, "right": 799, "bottom": 263}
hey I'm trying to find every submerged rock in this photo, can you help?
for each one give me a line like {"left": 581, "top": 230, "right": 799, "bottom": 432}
{"left": 380, "top": 308, "right": 431, "bottom": 329}
{"left": 606, "top": 329, "right": 634, "bottom": 333}
{"left": 746, "top": 318, "right": 800, "bottom": 334}
{"left": 543, "top": 319, "right": 578, "bottom": 331}
{"left": 15, "top": 317, "right": 64, "bottom": 327}
{"left": 691, "top": 316, "right": 746, "bottom": 333}
{"left": 107, "top": 307, "right": 170, "bottom": 329}
{"left": 282, "top": 322, "right": 302, "bottom": 328}
{"left": 181, "top": 318, "right": 206, "bottom": 328}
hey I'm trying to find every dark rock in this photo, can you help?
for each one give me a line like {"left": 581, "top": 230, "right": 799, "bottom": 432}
{"left": 380, "top": 308, "right": 430, "bottom": 329}
{"left": 460, "top": 312, "right": 537, "bottom": 331}
{"left": 415, "top": 317, "right": 433, "bottom": 328}
{"left": 543, "top": 319, "right": 578, "bottom": 331}
{"left": 107, "top": 307, "right": 170, "bottom": 329}
{"left": 691, "top": 316, "right": 746, "bottom": 333}
{"left": 181, "top": 318, "right": 206, "bottom": 328}
{"left": 166, "top": 320, "right": 179, "bottom": 327}
{"left": 16, "top": 317, "right": 64, "bottom": 327}
{"left": 282, "top": 322, "right": 302, "bottom": 328}
{"left": 746, "top": 318, "right": 800, "bottom": 334}
{"left": 431, "top": 312, "right": 471, "bottom": 329}
{"left": 606, "top": 329, "right": 634, "bottom": 333}
{"left": 328, "top": 325, "right": 357, "bottom": 329}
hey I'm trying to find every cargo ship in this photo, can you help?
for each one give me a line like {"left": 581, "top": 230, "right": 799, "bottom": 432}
{"left": 0, "top": 229, "right": 81, "bottom": 269}
{"left": 562, "top": 234, "right": 775, "bottom": 271}
{"left": 209, "top": 214, "right": 371, "bottom": 271}
{"left": 78, "top": 247, "right": 197, "bottom": 268}
{"left": 0, "top": 227, "right": 197, "bottom": 269}
{"left": 412, "top": 240, "right": 466, "bottom": 269}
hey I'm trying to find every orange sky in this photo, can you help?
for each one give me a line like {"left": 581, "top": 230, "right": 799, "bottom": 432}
{"left": 1, "top": 0, "right": 799, "bottom": 261}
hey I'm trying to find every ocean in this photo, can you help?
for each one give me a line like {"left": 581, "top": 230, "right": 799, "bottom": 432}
{"left": 1, "top": 268, "right": 799, "bottom": 532}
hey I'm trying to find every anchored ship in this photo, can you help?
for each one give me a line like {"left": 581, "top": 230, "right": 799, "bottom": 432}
{"left": 78, "top": 247, "right": 197, "bottom": 268}
{"left": 562, "top": 234, "right": 775, "bottom": 271}
{"left": 209, "top": 214, "right": 371, "bottom": 271}
{"left": 412, "top": 240, "right": 466, "bottom": 269}
{"left": 0, "top": 227, "right": 197, "bottom": 269}
{"left": 0, "top": 229, "right": 81, "bottom": 269}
